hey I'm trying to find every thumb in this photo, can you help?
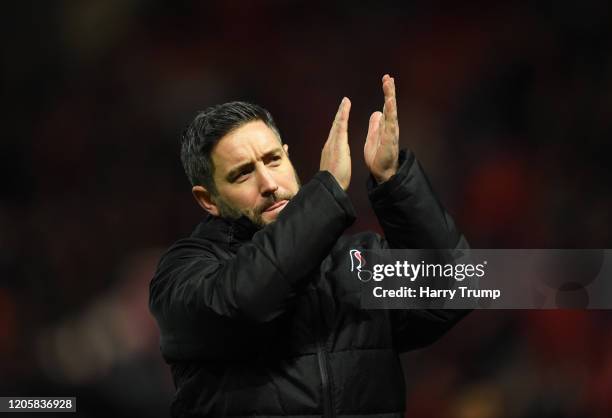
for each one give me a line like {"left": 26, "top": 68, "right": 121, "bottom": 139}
{"left": 364, "top": 111, "right": 382, "bottom": 153}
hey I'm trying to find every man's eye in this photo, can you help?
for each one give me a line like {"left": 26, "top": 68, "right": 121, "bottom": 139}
{"left": 234, "top": 170, "right": 252, "bottom": 182}
{"left": 268, "top": 155, "right": 282, "bottom": 165}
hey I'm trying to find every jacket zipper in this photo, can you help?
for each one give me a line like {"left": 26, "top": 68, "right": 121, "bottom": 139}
{"left": 312, "top": 287, "right": 335, "bottom": 418}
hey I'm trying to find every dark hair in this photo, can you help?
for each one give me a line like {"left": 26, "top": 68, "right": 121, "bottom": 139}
{"left": 180, "top": 101, "right": 281, "bottom": 194}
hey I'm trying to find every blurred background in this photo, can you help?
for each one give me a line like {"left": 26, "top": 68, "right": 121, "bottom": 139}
{"left": 2, "top": 1, "right": 612, "bottom": 417}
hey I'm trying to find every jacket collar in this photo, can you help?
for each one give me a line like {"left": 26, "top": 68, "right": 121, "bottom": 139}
{"left": 191, "top": 213, "right": 260, "bottom": 248}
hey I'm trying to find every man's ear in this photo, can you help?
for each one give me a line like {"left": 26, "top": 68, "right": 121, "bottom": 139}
{"left": 192, "top": 185, "right": 219, "bottom": 216}
{"left": 283, "top": 144, "right": 289, "bottom": 156}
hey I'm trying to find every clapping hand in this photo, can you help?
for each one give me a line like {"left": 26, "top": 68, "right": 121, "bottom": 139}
{"left": 320, "top": 97, "right": 352, "bottom": 191}
{"left": 364, "top": 74, "right": 400, "bottom": 184}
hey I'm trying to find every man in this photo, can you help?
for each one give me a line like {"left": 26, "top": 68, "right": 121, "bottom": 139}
{"left": 149, "top": 75, "right": 470, "bottom": 417}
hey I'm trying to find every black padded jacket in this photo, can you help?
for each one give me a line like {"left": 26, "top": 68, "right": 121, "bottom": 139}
{"left": 149, "top": 150, "right": 471, "bottom": 417}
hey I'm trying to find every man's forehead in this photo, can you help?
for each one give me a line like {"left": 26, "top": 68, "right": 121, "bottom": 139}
{"left": 212, "top": 121, "right": 282, "bottom": 170}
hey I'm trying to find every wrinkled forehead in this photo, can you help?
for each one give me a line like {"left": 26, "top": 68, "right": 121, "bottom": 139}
{"left": 211, "top": 120, "right": 282, "bottom": 172}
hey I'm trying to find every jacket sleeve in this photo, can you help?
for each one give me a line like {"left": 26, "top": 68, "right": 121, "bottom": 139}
{"left": 367, "top": 149, "right": 471, "bottom": 352}
{"left": 150, "top": 171, "right": 355, "bottom": 327}
{"left": 367, "top": 149, "right": 466, "bottom": 250}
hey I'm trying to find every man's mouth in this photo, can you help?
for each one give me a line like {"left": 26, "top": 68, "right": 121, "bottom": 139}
{"left": 263, "top": 200, "right": 288, "bottom": 213}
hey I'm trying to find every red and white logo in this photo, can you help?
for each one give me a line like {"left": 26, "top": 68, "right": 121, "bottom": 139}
{"left": 349, "top": 249, "right": 373, "bottom": 282}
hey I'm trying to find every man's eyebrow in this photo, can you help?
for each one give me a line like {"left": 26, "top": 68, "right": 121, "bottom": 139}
{"left": 225, "top": 147, "right": 283, "bottom": 181}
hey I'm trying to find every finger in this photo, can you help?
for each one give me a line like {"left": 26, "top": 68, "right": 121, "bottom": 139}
{"left": 383, "top": 98, "right": 398, "bottom": 141}
{"left": 382, "top": 76, "right": 395, "bottom": 102}
{"left": 342, "top": 98, "right": 352, "bottom": 155}
{"left": 377, "top": 109, "right": 385, "bottom": 147}
{"left": 382, "top": 77, "right": 396, "bottom": 121}
{"left": 382, "top": 74, "right": 393, "bottom": 93}
{"left": 341, "top": 97, "right": 351, "bottom": 132}
{"left": 383, "top": 81, "right": 398, "bottom": 143}
{"left": 330, "top": 97, "right": 351, "bottom": 139}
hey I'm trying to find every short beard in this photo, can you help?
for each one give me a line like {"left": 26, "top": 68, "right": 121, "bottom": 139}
{"left": 213, "top": 191, "right": 294, "bottom": 227}
{"left": 212, "top": 171, "right": 301, "bottom": 228}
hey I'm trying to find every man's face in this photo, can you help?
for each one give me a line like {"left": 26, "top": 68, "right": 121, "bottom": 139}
{"left": 208, "top": 120, "right": 301, "bottom": 226}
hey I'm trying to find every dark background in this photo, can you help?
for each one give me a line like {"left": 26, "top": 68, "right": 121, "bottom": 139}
{"left": 2, "top": 1, "right": 612, "bottom": 417}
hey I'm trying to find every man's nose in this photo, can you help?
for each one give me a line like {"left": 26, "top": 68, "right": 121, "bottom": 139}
{"left": 256, "top": 166, "right": 279, "bottom": 196}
